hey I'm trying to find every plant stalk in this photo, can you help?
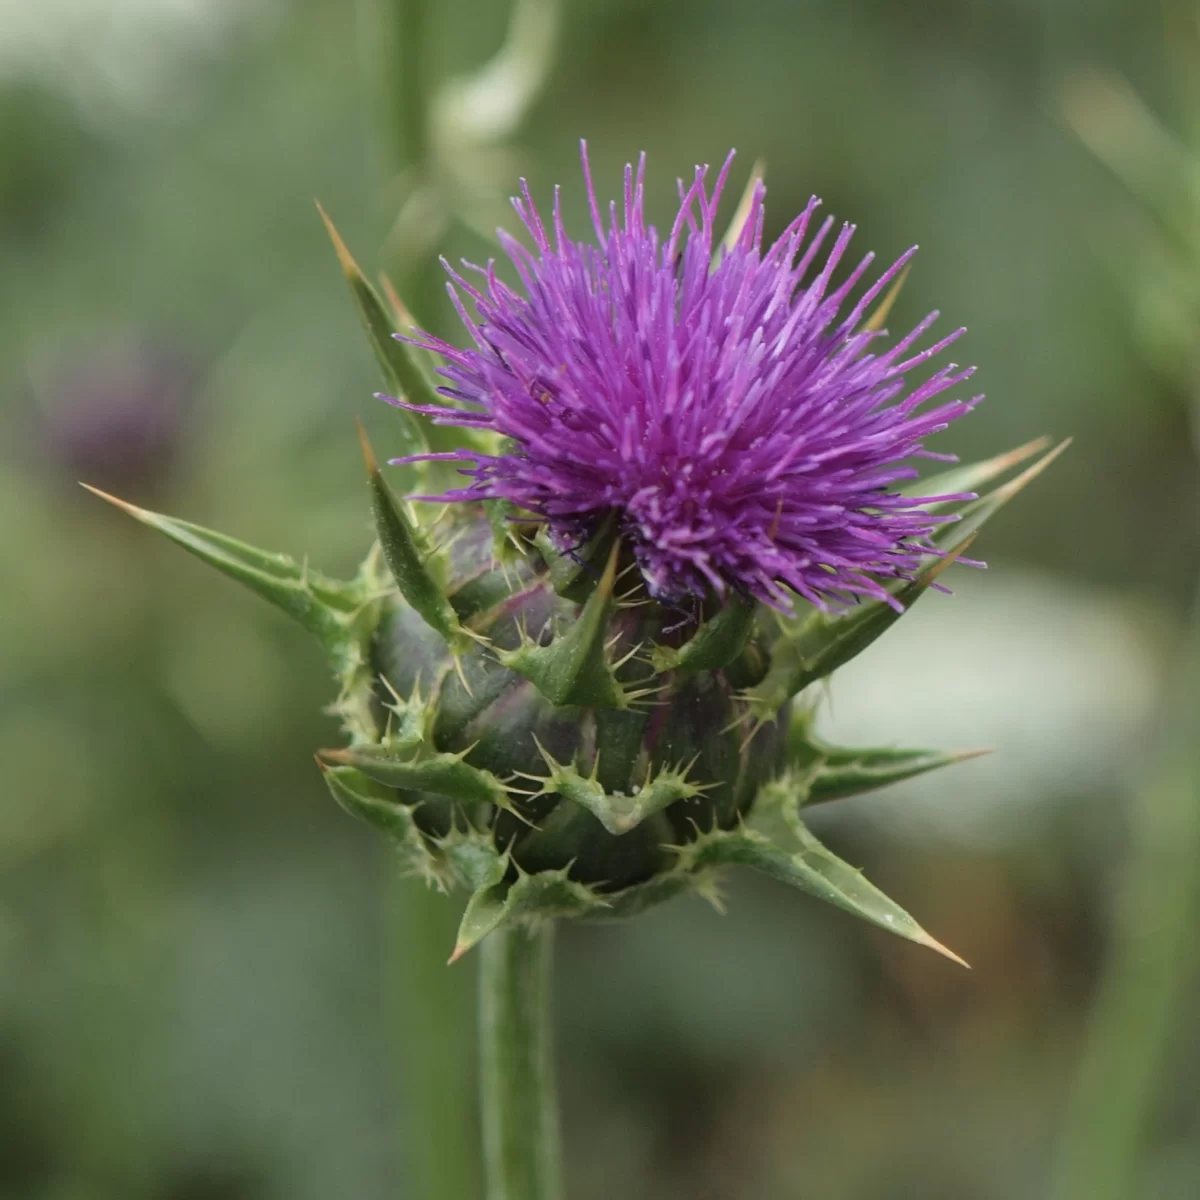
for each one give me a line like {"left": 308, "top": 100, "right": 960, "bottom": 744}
{"left": 479, "top": 922, "right": 563, "bottom": 1200}
{"left": 356, "top": 0, "right": 430, "bottom": 180}
{"left": 1050, "top": 582, "right": 1200, "bottom": 1200}
{"left": 391, "top": 880, "right": 481, "bottom": 1200}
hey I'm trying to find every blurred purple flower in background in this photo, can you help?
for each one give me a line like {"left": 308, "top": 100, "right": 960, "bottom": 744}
{"left": 393, "top": 146, "right": 981, "bottom": 612}
{"left": 26, "top": 333, "right": 195, "bottom": 496}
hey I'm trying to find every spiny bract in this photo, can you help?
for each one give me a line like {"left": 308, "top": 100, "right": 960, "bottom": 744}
{"left": 88, "top": 150, "right": 1065, "bottom": 965}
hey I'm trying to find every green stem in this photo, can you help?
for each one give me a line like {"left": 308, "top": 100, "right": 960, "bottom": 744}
{"left": 479, "top": 922, "right": 563, "bottom": 1200}
{"left": 393, "top": 0, "right": 431, "bottom": 174}
{"left": 391, "top": 879, "right": 481, "bottom": 1200}
{"left": 1049, "top": 586, "right": 1200, "bottom": 1200}
{"left": 356, "top": 7, "right": 480, "bottom": 1188}
{"left": 357, "top": 0, "right": 430, "bottom": 179}
{"left": 355, "top": 0, "right": 447, "bottom": 334}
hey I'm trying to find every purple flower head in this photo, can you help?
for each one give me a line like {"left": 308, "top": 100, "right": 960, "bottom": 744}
{"left": 390, "top": 145, "right": 980, "bottom": 611}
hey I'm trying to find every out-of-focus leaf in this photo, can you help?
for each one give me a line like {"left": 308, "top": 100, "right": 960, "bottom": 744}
{"left": 716, "top": 158, "right": 765, "bottom": 261}
{"left": 431, "top": 0, "right": 560, "bottom": 146}
{"left": 358, "top": 422, "right": 475, "bottom": 655}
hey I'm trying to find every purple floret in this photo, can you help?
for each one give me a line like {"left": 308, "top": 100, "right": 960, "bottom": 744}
{"left": 387, "top": 144, "right": 980, "bottom": 611}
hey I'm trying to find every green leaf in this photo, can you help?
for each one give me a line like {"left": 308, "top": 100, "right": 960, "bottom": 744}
{"left": 715, "top": 157, "right": 765, "bottom": 263}
{"left": 358, "top": 424, "right": 476, "bottom": 655}
{"left": 745, "top": 438, "right": 1069, "bottom": 716}
{"left": 499, "top": 542, "right": 641, "bottom": 709}
{"left": 528, "top": 740, "right": 705, "bottom": 835}
{"left": 1062, "top": 69, "right": 1193, "bottom": 239}
{"left": 319, "top": 743, "right": 513, "bottom": 812}
{"left": 861, "top": 261, "right": 911, "bottom": 333}
{"left": 437, "top": 821, "right": 510, "bottom": 892}
{"left": 81, "top": 486, "right": 361, "bottom": 654}
{"left": 317, "top": 202, "right": 441, "bottom": 445}
{"left": 449, "top": 855, "right": 513, "bottom": 963}
{"left": 534, "top": 516, "right": 617, "bottom": 602}
{"left": 745, "top": 544, "right": 968, "bottom": 718}
{"left": 784, "top": 709, "right": 988, "bottom": 806}
{"left": 318, "top": 204, "right": 494, "bottom": 462}
{"left": 318, "top": 762, "right": 442, "bottom": 881}
{"left": 684, "top": 826, "right": 967, "bottom": 965}
{"left": 587, "top": 871, "right": 695, "bottom": 921}
{"left": 485, "top": 499, "right": 534, "bottom": 567}
{"left": 377, "top": 271, "right": 443, "bottom": 390}
{"left": 902, "top": 436, "right": 1052, "bottom": 507}
{"left": 930, "top": 438, "right": 1071, "bottom": 551}
{"left": 650, "top": 595, "right": 756, "bottom": 674}
{"left": 450, "top": 866, "right": 605, "bottom": 963}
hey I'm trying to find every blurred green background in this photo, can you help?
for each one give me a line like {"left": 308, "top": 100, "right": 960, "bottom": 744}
{"left": 4, "top": 0, "right": 1199, "bottom": 1197}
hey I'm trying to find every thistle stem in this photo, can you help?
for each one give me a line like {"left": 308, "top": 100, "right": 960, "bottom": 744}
{"left": 391, "top": 881, "right": 481, "bottom": 1200}
{"left": 479, "top": 922, "right": 563, "bottom": 1200}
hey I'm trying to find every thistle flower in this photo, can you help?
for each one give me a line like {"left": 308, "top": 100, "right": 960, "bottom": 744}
{"left": 393, "top": 146, "right": 980, "bottom": 612}
{"left": 85, "top": 143, "right": 1065, "bottom": 1200}
{"left": 87, "top": 151, "right": 1064, "bottom": 969}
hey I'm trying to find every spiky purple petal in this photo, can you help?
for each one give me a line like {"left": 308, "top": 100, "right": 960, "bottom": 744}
{"left": 389, "top": 144, "right": 981, "bottom": 611}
